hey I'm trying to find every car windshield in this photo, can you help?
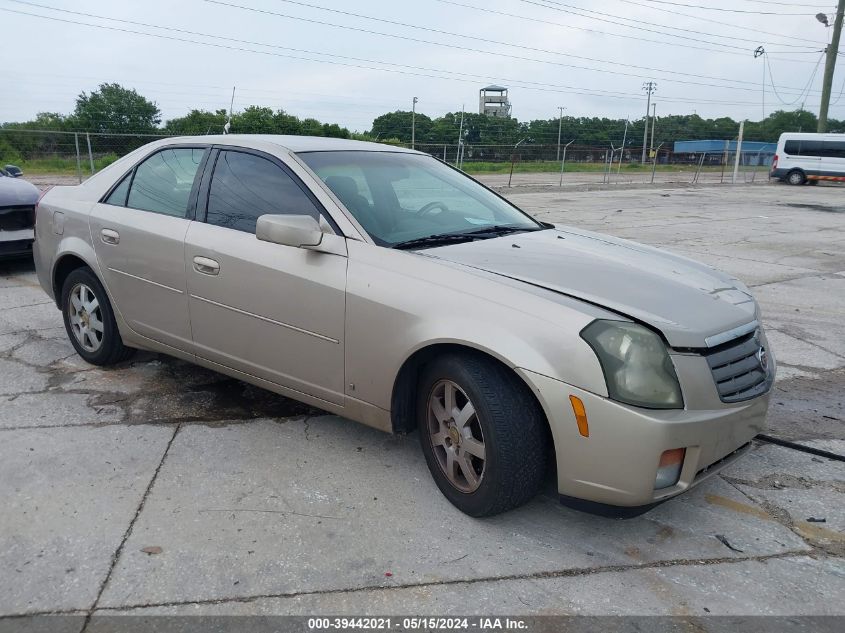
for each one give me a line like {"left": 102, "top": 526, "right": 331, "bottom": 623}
{"left": 298, "top": 151, "right": 542, "bottom": 247}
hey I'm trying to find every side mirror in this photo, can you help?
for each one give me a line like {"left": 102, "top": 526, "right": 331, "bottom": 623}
{"left": 256, "top": 214, "right": 323, "bottom": 249}
{"left": 4, "top": 165, "right": 22, "bottom": 178}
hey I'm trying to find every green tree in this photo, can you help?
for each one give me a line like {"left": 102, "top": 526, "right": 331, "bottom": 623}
{"left": 165, "top": 109, "right": 228, "bottom": 135}
{"left": 70, "top": 83, "right": 161, "bottom": 134}
{"left": 232, "top": 106, "right": 275, "bottom": 133}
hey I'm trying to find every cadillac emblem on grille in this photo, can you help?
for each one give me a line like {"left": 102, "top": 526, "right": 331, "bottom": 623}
{"left": 756, "top": 346, "right": 768, "bottom": 373}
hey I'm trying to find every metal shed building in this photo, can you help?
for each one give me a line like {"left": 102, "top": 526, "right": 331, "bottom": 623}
{"left": 673, "top": 140, "right": 776, "bottom": 166}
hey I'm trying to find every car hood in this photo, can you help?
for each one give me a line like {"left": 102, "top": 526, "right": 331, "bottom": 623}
{"left": 423, "top": 226, "right": 757, "bottom": 348}
{"left": 0, "top": 176, "right": 39, "bottom": 206}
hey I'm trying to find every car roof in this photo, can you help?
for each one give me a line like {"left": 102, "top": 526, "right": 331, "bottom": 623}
{"left": 163, "top": 134, "right": 418, "bottom": 154}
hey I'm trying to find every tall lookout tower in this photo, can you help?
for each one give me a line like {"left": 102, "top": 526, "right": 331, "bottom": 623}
{"left": 479, "top": 85, "right": 511, "bottom": 118}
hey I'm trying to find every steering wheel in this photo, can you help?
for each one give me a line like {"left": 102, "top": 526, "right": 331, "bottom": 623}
{"left": 416, "top": 201, "right": 450, "bottom": 217}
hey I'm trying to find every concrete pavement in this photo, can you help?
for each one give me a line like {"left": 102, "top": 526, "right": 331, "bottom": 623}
{"left": 0, "top": 181, "right": 842, "bottom": 625}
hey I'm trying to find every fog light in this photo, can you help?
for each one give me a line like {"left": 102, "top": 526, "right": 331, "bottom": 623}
{"left": 654, "top": 448, "right": 686, "bottom": 490}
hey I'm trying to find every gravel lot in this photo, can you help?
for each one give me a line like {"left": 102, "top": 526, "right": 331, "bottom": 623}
{"left": 0, "top": 180, "right": 843, "bottom": 625}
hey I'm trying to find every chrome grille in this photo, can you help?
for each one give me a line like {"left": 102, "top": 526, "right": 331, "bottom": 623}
{"left": 705, "top": 332, "right": 770, "bottom": 403}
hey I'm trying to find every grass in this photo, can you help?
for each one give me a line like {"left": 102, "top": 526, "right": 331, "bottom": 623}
{"left": 7, "top": 154, "right": 121, "bottom": 176}
{"left": 459, "top": 160, "right": 765, "bottom": 176}
{"left": 7, "top": 154, "right": 766, "bottom": 179}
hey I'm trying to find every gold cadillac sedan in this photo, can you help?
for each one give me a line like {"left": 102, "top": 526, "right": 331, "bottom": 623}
{"left": 33, "top": 136, "right": 775, "bottom": 517}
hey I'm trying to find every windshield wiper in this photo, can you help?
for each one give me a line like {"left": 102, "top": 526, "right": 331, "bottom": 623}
{"left": 462, "top": 224, "right": 543, "bottom": 237}
{"left": 392, "top": 233, "right": 480, "bottom": 250}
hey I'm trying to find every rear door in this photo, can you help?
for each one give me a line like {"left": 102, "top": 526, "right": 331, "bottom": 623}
{"left": 185, "top": 147, "right": 347, "bottom": 405}
{"left": 90, "top": 146, "right": 209, "bottom": 351}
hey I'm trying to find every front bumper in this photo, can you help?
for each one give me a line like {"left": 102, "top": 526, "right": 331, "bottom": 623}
{"left": 0, "top": 229, "right": 34, "bottom": 259}
{"left": 518, "top": 368, "right": 769, "bottom": 507}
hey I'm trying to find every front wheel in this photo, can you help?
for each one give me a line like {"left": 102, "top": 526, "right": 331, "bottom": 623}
{"left": 61, "top": 267, "right": 135, "bottom": 366}
{"left": 786, "top": 170, "right": 806, "bottom": 186}
{"left": 417, "top": 353, "right": 548, "bottom": 517}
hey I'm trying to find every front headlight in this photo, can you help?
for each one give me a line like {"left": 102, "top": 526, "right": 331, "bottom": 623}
{"left": 581, "top": 320, "right": 683, "bottom": 409}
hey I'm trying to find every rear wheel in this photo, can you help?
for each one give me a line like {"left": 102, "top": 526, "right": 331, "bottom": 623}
{"left": 61, "top": 267, "right": 135, "bottom": 366}
{"left": 786, "top": 169, "right": 806, "bottom": 186}
{"left": 417, "top": 353, "right": 548, "bottom": 517}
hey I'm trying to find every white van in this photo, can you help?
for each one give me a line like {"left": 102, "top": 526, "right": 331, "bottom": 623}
{"left": 771, "top": 132, "right": 845, "bottom": 185}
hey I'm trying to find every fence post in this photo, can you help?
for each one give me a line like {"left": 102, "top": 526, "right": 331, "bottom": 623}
{"left": 693, "top": 153, "right": 706, "bottom": 184}
{"left": 86, "top": 133, "right": 95, "bottom": 175}
{"left": 721, "top": 140, "right": 729, "bottom": 183}
{"left": 650, "top": 143, "right": 664, "bottom": 184}
{"left": 732, "top": 120, "right": 745, "bottom": 184}
{"left": 74, "top": 133, "right": 82, "bottom": 184}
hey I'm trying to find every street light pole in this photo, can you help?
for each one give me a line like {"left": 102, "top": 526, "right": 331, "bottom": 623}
{"left": 556, "top": 106, "right": 566, "bottom": 161}
{"left": 818, "top": 1, "right": 845, "bottom": 133}
{"left": 411, "top": 96, "right": 418, "bottom": 149}
{"left": 641, "top": 81, "right": 656, "bottom": 163}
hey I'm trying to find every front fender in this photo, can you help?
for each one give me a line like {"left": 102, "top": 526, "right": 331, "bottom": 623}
{"left": 345, "top": 241, "right": 608, "bottom": 411}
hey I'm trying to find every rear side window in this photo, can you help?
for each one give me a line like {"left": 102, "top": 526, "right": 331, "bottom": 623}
{"left": 126, "top": 148, "right": 205, "bottom": 218}
{"left": 206, "top": 150, "right": 321, "bottom": 234}
{"left": 822, "top": 141, "right": 845, "bottom": 159}
{"left": 104, "top": 173, "right": 131, "bottom": 206}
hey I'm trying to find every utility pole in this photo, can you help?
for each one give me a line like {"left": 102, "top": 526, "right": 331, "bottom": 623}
{"left": 456, "top": 105, "right": 465, "bottom": 168}
{"left": 641, "top": 81, "right": 656, "bottom": 163}
{"left": 556, "top": 106, "right": 566, "bottom": 161}
{"left": 617, "top": 118, "right": 629, "bottom": 179}
{"left": 818, "top": 1, "right": 845, "bottom": 133}
{"left": 650, "top": 103, "right": 657, "bottom": 159}
{"left": 754, "top": 46, "right": 766, "bottom": 119}
{"left": 411, "top": 96, "right": 418, "bottom": 149}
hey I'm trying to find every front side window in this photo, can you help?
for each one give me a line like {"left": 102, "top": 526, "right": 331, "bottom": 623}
{"left": 206, "top": 151, "right": 321, "bottom": 234}
{"left": 126, "top": 148, "right": 205, "bottom": 217}
{"left": 299, "top": 151, "right": 541, "bottom": 247}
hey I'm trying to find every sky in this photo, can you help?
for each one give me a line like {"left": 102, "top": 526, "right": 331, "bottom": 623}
{"left": 0, "top": 0, "right": 841, "bottom": 132}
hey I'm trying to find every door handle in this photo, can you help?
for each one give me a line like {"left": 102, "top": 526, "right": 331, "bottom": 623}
{"left": 100, "top": 228, "right": 120, "bottom": 245}
{"left": 193, "top": 256, "right": 220, "bottom": 276}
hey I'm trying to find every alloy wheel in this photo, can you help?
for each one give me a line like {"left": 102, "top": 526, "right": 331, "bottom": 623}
{"left": 67, "top": 283, "right": 104, "bottom": 353}
{"left": 426, "top": 379, "right": 486, "bottom": 493}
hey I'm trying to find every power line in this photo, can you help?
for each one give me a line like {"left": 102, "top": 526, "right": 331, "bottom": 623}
{"left": 520, "top": 0, "right": 821, "bottom": 48}
{"left": 7, "top": 0, "right": 821, "bottom": 99}
{"left": 201, "top": 0, "right": 821, "bottom": 93}
{"left": 765, "top": 50, "right": 825, "bottom": 106}
{"left": 0, "top": 6, "right": 779, "bottom": 110}
{"left": 635, "top": 0, "right": 821, "bottom": 15}
{"left": 614, "top": 0, "right": 828, "bottom": 46}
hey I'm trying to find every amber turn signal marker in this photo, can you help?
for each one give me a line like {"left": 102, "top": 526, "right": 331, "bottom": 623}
{"left": 659, "top": 448, "right": 686, "bottom": 467}
{"left": 569, "top": 395, "right": 589, "bottom": 437}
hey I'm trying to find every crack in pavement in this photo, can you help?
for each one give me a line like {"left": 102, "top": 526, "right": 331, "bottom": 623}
{"left": 87, "top": 550, "right": 819, "bottom": 615}
{"left": 719, "top": 476, "right": 845, "bottom": 557}
{"left": 79, "top": 423, "right": 183, "bottom": 633}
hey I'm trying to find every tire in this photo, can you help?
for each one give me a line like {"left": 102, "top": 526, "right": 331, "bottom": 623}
{"left": 416, "top": 353, "right": 548, "bottom": 517}
{"left": 61, "top": 267, "right": 135, "bottom": 366}
{"left": 786, "top": 170, "right": 806, "bottom": 186}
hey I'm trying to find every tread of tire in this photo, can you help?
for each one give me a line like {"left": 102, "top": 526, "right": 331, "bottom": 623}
{"left": 422, "top": 352, "right": 548, "bottom": 517}
{"left": 62, "top": 267, "right": 135, "bottom": 366}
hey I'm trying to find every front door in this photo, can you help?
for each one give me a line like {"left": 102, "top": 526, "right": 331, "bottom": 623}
{"left": 90, "top": 146, "right": 208, "bottom": 351}
{"left": 185, "top": 148, "right": 347, "bottom": 405}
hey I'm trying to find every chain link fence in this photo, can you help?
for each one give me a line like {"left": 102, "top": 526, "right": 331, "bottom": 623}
{"left": 1, "top": 130, "right": 775, "bottom": 189}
